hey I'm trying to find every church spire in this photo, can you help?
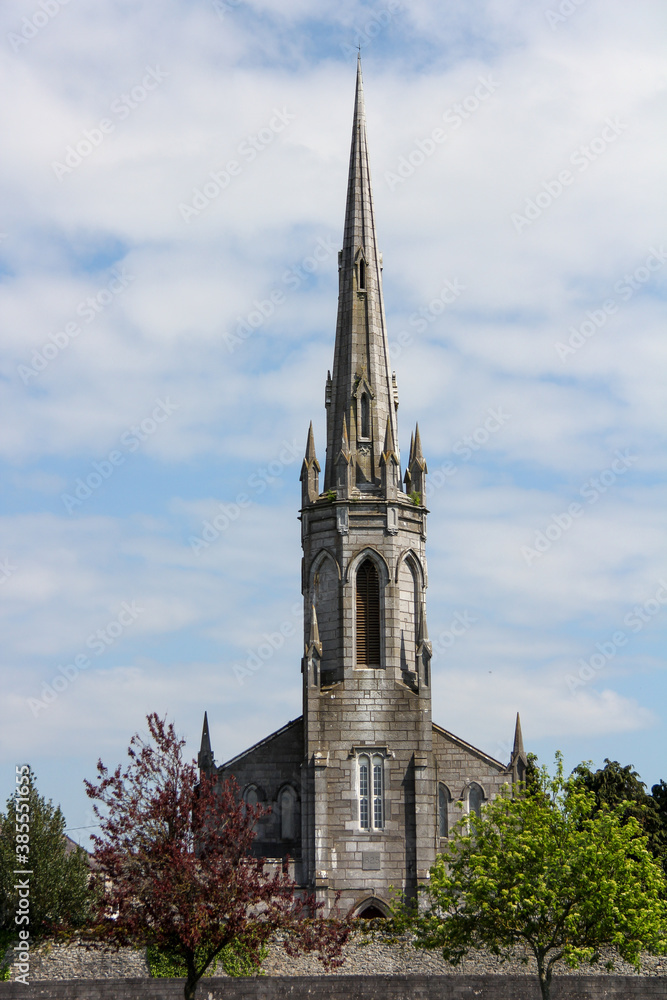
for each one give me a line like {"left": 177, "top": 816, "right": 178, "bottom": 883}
{"left": 324, "top": 54, "right": 398, "bottom": 491}
{"left": 508, "top": 712, "right": 528, "bottom": 785}
{"left": 198, "top": 711, "right": 214, "bottom": 773}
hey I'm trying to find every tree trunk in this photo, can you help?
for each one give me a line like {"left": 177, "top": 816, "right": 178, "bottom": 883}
{"left": 183, "top": 974, "right": 199, "bottom": 1000}
{"left": 536, "top": 959, "right": 552, "bottom": 1000}
{"left": 183, "top": 954, "right": 201, "bottom": 1000}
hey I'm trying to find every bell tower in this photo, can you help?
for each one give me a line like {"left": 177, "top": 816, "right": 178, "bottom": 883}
{"left": 299, "top": 56, "right": 434, "bottom": 913}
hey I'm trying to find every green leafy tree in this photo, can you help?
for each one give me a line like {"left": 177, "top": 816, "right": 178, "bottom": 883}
{"left": 573, "top": 758, "right": 667, "bottom": 874}
{"left": 396, "top": 754, "right": 667, "bottom": 1000}
{"left": 650, "top": 780, "right": 667, "bottom": 872}
{"left": 0, "top": 770, "right": 91, "bottom": 954}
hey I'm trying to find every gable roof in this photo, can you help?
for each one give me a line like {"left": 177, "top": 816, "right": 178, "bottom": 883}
{"left": 219, "top": 716, "right": 303, "bottom": 770}
{"left": 432, "top": 721, "right": 507, "bottom": 772}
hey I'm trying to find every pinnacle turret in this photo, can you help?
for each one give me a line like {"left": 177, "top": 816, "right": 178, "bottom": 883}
{"left": 508, "top": 712, "right": 528, "bottom": 784}
{"left": 300, "top": 422, "right": 321, "bottom": 506}
{"left": 405, "top": 423, "right": 427, "bottom": 501}
{"left": 512, "top": 712, "right": 525, "bottom": 758}
{"left": 335, "top": 413, "right": 354, "bottom": 498}
{"left": 380, "top": 415, "right": 400, "bottom": 498}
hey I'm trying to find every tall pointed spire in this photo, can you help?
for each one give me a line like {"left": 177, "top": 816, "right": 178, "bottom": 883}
{"left": 324, "top": 56, "right": 398, "bottom": 491}
{"left": 198, "top": 711, "right": 214, "bottom": 772}
{"left": 508, "top": 712, "right": 528, "bottom": 785}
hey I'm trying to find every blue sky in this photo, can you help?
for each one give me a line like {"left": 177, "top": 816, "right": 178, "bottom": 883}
{"left": 1, "top": 0, "right": 666, "bottom": 844}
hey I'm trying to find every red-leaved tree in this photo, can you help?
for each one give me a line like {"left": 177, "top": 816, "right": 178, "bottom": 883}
{"left": 84, "top": 713, "right": 350, "bottom": 1000}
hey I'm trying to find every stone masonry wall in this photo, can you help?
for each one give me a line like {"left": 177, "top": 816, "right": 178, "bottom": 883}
{"left": 4, "top": 934, "right": 665, "bottom": 982}
{"left": 1, "top": 975, "right": 666, "bottom": 1000}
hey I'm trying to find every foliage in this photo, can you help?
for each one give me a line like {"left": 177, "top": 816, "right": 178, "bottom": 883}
{"left": 573, "top": 759, "right": 667, "bottom": 873}
{"left": 147, "top": 938, "right": 267, "bottom": 978}
{"left": 523, "top": 751, "right": 543, "bottom": 798}
{"left": 409, "top": 491, "right": 421, "bottom": 506}
{"left": 84, "top": 714, "right": 350, "bottom": 1000}
{"left": 0, "top": 771, "right": 91, "bottom": 943}
{"left": 392, "top": 754, "right": 667, "bottom": 1000}
{"left": 325, "top": 489, "right": 336, "bottom": 502}
{"left": 650, "top": 779, "right": 667, "bottom": 870}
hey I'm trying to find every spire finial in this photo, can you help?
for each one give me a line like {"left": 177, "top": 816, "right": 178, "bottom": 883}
{"left": 341, "top": 413, "right": 351, "bottom": 457}
{"left": 512, "top": 712, "right": 525, "bottom": 758}
{"left": 383, "top": 415, "right": 395, "bottom": 456}
{"left": 413, "top": 423, "right": 424, "bottom": 462}
{"left": 305, "top": 421, "right": 319, "bottom": 464}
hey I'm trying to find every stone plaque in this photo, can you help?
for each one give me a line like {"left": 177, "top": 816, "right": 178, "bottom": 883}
{"left": 362, "top": 852, "right": 381, "bottom": 871}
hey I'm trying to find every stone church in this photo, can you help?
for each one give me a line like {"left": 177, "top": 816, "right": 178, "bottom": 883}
{"left": 199, "top": 57, "right": 527, "bottom": 917}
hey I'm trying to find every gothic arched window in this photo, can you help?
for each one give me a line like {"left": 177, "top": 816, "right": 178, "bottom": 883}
{"left": 358, "top": 753, "right": 384, "bottom": 830}
{"left": 468, "top": 782, "right": 485, "bottom": 818}
{"left": 356, "top": 559, "right": 381, "bottom": 667}
{"left": 438, "top": 783, "right": 450, "bottom": 838}
{"left": 243, "top": 785, "right": 259, "bottom": 809}
{"left": 279, "top": 786, "right": 297, "bottom": 840}
{"left": 358, "top": 258, "right": 366, "bottom": 290}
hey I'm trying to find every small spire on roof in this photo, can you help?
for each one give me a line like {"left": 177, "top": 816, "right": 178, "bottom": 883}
{"left": 198, "top": 712, "right": 215, "bottom": 772}
{"left": 512, "top": 712, "right": 525, "bottom": 758}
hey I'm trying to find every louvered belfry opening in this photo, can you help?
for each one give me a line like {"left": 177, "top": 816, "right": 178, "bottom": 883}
{"left": 356, "top": 558, "right": 381, "bottom": 667}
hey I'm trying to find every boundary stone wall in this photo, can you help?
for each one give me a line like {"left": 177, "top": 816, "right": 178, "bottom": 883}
{"left": 4, "top": 936, "right": 665, "bottom": 981}
{"left": 1, "top": 975, "right": 667, "bottom": 1000}
{"left": 3, "top": 936, "right": 666, "bottom": 983}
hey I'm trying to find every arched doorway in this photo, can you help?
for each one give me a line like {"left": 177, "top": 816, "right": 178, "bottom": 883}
{"left": 352, "top": 896, "right": 391, "bottom": 920}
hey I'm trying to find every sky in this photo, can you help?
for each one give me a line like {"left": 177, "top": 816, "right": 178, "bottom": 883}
{"left": 0, "top": 0, "right": 666, "bottom": 846}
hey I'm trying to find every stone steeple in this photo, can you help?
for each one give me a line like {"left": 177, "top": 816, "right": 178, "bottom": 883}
{"left": 324, "top": 54, "right": 398, "bottom": 492}
{"left": 204, "top": 60, "right": 515, "bottom": 924}
{"left": 299, "top": 58, "right": 433, "bottom": 911}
